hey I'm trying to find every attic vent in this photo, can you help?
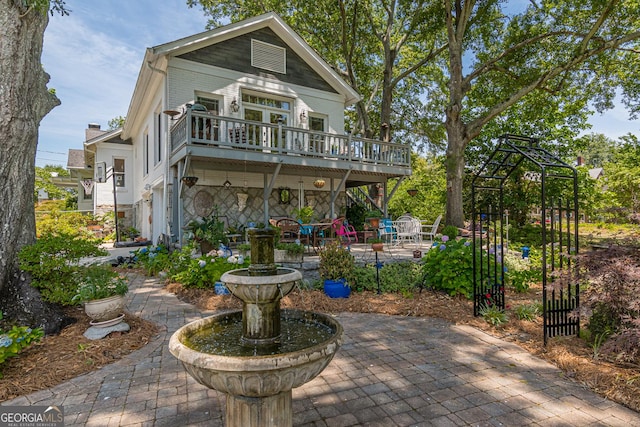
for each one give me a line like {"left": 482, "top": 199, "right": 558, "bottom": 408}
{"left": 251, "top": 40, "right": 286, "bottom": 74}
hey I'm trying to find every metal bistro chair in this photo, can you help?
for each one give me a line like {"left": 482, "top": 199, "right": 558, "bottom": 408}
{"left": 394, "top": 215, "right": 421, "bottom": 247}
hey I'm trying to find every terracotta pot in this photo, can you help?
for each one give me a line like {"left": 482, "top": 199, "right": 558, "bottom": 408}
{"left": 84, "top": 295, "right": 125, "bottom": 322}
{"left": 371, "top": 242, "right": 384, "bottom": 252}
{"left": 367, "top": 218, "right": 380, "bottom": 228}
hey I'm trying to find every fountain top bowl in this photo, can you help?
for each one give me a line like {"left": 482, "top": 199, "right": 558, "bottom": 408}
{"left": 220, "top": 267, "right": 302, "bottom": 286}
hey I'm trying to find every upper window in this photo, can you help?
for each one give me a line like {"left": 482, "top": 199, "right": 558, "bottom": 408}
{"left": 251, "top": 40, "right": 286, "bottom": 74}
{"left": 154, "top": 112, "right": 162, "bottom": 165}
{"left": 241, "top": 93, "right": 290, "bottom": 111}
{"left": 196, "top": 96, "right": 219, "bottom": 114}
{"left": 310, "top": 116, "right": 325, "bottom": 132}
{"left": 143, "top": 131, "right": 149, "bottom": 176}
{"left": 113, "top": 158, "right": 125, "bottom": 188}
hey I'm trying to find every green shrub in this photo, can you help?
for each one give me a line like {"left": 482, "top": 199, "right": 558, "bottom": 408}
{"left": 275, "top": 242, "right": 304, "bottom": 255}
{"left": 0, "top": 313, "right": 44, "bottom": 378}
{"left": 36, "top": 210, "right": 98, "bottom": 239}
{"left": 513, "top": 303, "right": 541, "bottom": 321}
{"left": 133, "top": 245, "right": 171, "bottom": 276}
{"left": 503, "top": 252, "right": 542, "bottom": 292}
{"left": 18, "top": 233, "right": 107, "bottom": 305}
{"left": 352, "top": 265, "right": 377, "bottom": 292}
{"left": 479, "top": 304, "right": 509, "bottom": 326}
{"left": 441, "top": 225, "right": 459, "bottom": 239}
{"left": 173, "top": 254, "right": 249, "bottom": 289}
{"left": 586, "top": 303, "right": 619, "bottom": 343}
{"left": 352, "top": 262, "right": 422, "bottom": 295}
{"left": 422, "top": 237, "right": 477, "bottom": 298}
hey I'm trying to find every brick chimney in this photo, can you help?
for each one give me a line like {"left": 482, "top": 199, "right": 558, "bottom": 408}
{"left": 577, "top": 156, "right": 584, "bottom": 166}
{"left": 85, "top": 123, "right": 106, "bottom": 141}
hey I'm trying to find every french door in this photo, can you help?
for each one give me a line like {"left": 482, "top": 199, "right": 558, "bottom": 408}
{"left": 242, "top": 93, "right": 291, "bottom": 149}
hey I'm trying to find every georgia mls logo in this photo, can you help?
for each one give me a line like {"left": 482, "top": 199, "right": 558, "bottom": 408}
{"left": 0, "top": 405, "right": 64, "bottom": 427}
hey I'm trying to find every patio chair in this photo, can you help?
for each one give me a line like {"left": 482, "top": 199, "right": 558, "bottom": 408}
{"left": 420, "top": 215, "right": 442, "bottom": 245}
{"left": 312, "top": 219, "right": 334, "bottom": 252}
{"left": 297, "top": 219, "right": 314, "bottom": 250}
{"left": 394, "top": 215, "right": 421, "bottom": 247}
{"left": 332, "top": 217, "right": 358, "bottom": 246}
{"left": 378, "top": 218, "right": 397, "bottom": 245}
{"left": 275, "top": 218, "right": 301, "bottom": 243}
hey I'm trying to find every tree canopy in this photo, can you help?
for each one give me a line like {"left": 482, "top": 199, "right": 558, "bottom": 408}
{"left": 189, "top": 0, "right": 639, "bottom": 227}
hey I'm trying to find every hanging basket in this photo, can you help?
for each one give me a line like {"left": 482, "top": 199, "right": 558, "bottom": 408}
{"left": 313, "top": 179, "right": 326, "bottom": 189}
{"left": 182, "top": 176, "right": 198, "bottom": 188}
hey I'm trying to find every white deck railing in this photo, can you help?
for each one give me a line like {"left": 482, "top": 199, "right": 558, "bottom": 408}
{"left": 169, "top": 110, "right": 410, "bottom": 167}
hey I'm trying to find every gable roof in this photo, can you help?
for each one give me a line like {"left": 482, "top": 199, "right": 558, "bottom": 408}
{"left": 67, "top": 149, "right": 86, "bottom": 169}
{"left": 588, "top": 167, "right": 604, "bottom": 180}
{"left": 123, "top": 12, "right": 360, "bottom": 139}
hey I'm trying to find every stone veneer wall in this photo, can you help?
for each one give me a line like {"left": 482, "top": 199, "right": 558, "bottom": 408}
{"left": 179, "top": 185, "right": 345, "bottom": 230}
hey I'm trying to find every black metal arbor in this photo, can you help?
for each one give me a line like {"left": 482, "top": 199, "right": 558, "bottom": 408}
{"left": 471, "top": 134, "right": 580, "bottom": 344}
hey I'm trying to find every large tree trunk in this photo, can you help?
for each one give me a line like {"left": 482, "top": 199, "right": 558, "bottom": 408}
{"left": 444, "top": 126, "right": 466, "bottom": 228}
{"left": 443, "top": 0, "right": 467, "bottom": 229}
{"left": 0, "top": 1, "right": 62, "bottom": 332}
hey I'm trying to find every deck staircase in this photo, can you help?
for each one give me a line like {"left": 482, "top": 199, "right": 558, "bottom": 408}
{"left": 346, "top": 186, "right": 383, "bottom": 215}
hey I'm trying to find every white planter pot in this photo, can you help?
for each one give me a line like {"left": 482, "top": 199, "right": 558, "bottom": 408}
{"left": 84, "top": 295, "right": 125, "bottom": 322}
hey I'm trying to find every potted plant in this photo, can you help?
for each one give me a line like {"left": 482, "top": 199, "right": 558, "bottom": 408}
{"left": 369, "top": 237, "right": 384, "bottom": 252}
{"left": 318, "top": 240, "right": 355, "bottom": 298}
{"left": 365, "top": 210, "right": 383, "bottom": 229}
{"left": 275, "top": 242, "right": 304, "bottom": 263}
{"left": 293, "top": 205, "right": 314, "bottom": 224}
{"left": 187, "top": 210, "right": 229, "bottom": 253}
{"left": 72, "top": 264, "right": 129, "bottom": 324}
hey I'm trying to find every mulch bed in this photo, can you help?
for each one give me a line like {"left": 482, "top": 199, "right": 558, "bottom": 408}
{"left": 0, "top": 306, "right": 158, "bottom": 401}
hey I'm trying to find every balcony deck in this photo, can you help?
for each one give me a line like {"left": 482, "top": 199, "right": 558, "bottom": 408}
{"left": 168, "top": 110, "right": 411, "bottom": 180}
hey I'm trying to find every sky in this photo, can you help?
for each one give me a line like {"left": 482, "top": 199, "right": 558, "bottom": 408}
{"left": 36, "top": 1, "right": 639, "bottom": 168}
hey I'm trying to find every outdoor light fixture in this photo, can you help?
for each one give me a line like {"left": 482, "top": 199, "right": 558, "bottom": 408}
{"left": 223, "top": 172, "right": 232, "bottom": 188}
{"left": 230, "top": 98, "right": 240, "bottom": 113}
{"left": 407, "top": 188, "right": 418, "bottom": 197}
{"left": 299, "top": 109, "right": 307, "bottom": 123}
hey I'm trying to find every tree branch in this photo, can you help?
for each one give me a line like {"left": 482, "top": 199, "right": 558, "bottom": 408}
{"left": 465, "top": 30, "right": 640, "bottom": 141}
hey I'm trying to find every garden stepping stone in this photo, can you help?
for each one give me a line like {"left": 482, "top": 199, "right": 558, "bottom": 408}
{"left": 83, "top": 322, "right": 130, "bottom": 340}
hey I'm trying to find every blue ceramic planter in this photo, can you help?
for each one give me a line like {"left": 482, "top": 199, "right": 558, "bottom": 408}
{"left": 323, "top": 279, "right": 351, "bottom": 298}
{"left": 214, "top": 282, "right": 230, "bottom": 295}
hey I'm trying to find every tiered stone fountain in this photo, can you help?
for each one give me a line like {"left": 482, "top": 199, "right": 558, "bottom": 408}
{"left": 169, "top": 229, "right": 343, "bottom": 427}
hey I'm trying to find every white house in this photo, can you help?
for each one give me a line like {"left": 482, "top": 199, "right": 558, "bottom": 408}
{"left": 84, "top": 12, "right": 412, "bottom": 245}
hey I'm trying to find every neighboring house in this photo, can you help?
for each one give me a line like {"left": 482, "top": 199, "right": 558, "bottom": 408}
{"left": 83, "top": 124, "right": 134, "bottom": 230}
{"left": 588, "top": 167, "right": 604, "bottom": 180}
{"left": 84, "top": 13, "right": 411, "bottom": 244}
{"left": 67, "top": 148, "right": 95, "bottom": 213}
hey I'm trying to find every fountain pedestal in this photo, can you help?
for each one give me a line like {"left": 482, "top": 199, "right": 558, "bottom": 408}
{"left": 169, "top": 228, "right": 343, "bottom": 427}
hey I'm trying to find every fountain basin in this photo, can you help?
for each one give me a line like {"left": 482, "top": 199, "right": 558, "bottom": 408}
{"left": 220, "top": 268, "right": 301, "bottom": 302}
{"left": 168, "top": 309, "right": 343, "bottom": 397}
